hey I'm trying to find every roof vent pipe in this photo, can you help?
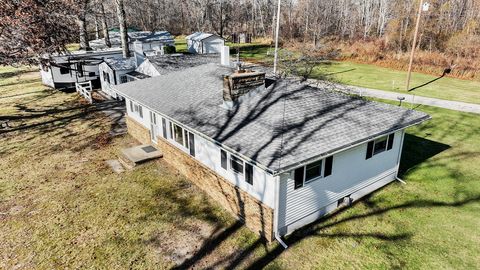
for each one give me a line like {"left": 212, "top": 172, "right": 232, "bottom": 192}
{"left": 221, "top": 46, "right": 230, "bottom": 66}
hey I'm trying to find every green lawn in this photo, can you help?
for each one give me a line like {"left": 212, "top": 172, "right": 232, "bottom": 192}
{"left": 314, "top": 61, "right": 480, "bottom": 104}
{"left": 214, "top": 42, "right": 480, "bottom": 104}
{"left": 1, "top": 67, "right": 479, "bottom": 269}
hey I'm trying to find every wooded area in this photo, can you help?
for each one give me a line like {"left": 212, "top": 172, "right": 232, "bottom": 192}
{"left": 1, "top": 0, "right": 479, "bottom": 78}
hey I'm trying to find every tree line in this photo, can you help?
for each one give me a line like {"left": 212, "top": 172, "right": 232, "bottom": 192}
{"left": 1, "top": 0, "right": 479, "bottom": 65}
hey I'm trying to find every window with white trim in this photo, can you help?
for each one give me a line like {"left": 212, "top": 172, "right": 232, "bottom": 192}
{"left": 129, "top": 100, "right": 143, "bottom": 118}
{"left": 366, "top": 133, "right": 395, "bottom": 159}
{"left": 173, "top": 123, "right": 185, "bottom": 146}
{"left": 219, "top": 149, "right": 253, "bottom": 185}
{"left": 294, "top": 156, "right": 333, "bottom": 189}
{"left": 230, "top": 155, "right": 244, "bottom": 174}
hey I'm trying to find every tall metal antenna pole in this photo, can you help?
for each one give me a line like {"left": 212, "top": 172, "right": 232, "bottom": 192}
{"left": 406, "top": 0, "right": 424, "bottom": 91}
{"left": 273, "top": 0, "right": 281, "bottom": 76}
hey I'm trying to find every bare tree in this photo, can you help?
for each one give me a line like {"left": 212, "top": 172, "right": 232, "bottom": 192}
{"left": 76, "top": 0, "right": 91, "bottom": 50}
{"left": 115, "top": 0, "right": 130, "bottom": 57}
{"left": 99, "top": 1, "right": 111, "bottom": 47}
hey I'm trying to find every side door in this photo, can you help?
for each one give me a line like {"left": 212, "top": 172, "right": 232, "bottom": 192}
{"left": 149, "top": 111, "right": 159, "bottom": 142}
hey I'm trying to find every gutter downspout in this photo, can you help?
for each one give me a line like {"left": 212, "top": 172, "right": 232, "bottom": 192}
{"left": 274, "top": 175, "right": 288, "bottom": 249}
{"left": 395, "top": 130, "right": 407, "bottom": 184}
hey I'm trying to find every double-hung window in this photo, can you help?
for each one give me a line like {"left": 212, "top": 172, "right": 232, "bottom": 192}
{"left": 230, "top": 155, "right": 244, "bottom": 174}
{"left": 120, "top": 75, "right": 128, "bottom": 84}
{"left": 173, "top": 123, "right": 185, "bottom": 146}
{"left": 294, "top": 156, "right": 333, "bottom": 189}
{"left": 129, "top": 100, "right": 143, "bottom": 118}
{"left": 220, "top": 149, "right": 253, "bottom": 185}
{"left": 366, "top": 133, "right": 395, "bottom": 159}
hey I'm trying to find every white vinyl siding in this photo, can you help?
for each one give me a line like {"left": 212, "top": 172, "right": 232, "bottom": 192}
{"left": 278, "top": 130, "right": 405, "bottom": 235}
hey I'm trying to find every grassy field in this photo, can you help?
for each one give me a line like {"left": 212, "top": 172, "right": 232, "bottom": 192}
{"left": 1, "top": 67, "right": 479, "bottom": 269}
{"left": 180, "top": 39, "right": 479, "bottom": 105}
{"left": 314, "top": 61, "right": 480, "bottom": 104}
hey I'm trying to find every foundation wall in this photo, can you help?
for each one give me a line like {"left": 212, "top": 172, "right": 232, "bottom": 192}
{"left": 126, "top": 116, "right": 275, "bottom": 241}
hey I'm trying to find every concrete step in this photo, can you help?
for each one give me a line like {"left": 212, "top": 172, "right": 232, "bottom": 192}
{"left": 119, "top": 144, "right": 163, "bottom": 169}
{"left": 118, "top": 155, "right": 136, "bottom": 170}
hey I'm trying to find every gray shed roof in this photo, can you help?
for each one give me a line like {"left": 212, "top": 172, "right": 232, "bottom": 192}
{"left": 126, "top": 71, "right": 151, "bottom": 80}
{"left": 90, "top": 31, "right": 174, "bottom": 50}
{"left": 115, "top": 63, "right": 430, "bottom": 174}
{"left": 186, "top": 32, "right": 223, "bottom": 41}
{"left": 104, "top": 57, "right": 136, "bottom": 71}
{"left": 145, "top": 54, "right": 220, "bottom": 75}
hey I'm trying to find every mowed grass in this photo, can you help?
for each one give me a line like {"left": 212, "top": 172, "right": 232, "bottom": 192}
{"left": 219, "top": 42, "right": 480, "bottom": 104}
{"left": 314, "top": 61, "right": 480, "bottom": 104}
{"left": 1, "top": 66, "right": 479, "bottom": 269}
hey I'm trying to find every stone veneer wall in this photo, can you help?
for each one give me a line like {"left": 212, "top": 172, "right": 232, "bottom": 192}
{"left": 126, "top": 116, "right": 275, "bottom": 242}
{"left": 126, "top": 116, "right": 151, "bottom": 145}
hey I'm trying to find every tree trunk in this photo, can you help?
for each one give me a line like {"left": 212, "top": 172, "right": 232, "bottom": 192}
{"left": 115, "top": 0, "right": 130, "bottom": 58}
{"left": 94, "top": 15, "right": 100, "bottom": 40}
{"left": 77, "top": 0, "right": 90, "bottom": 50}
{"left": 78, "top": 16, "right": 90, "bottom": 50}
{"left": 100, "top": 2, "right": 111, "bottom": 47}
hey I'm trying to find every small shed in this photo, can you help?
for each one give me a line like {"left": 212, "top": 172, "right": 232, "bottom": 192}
{"left": 186, "top": 32, "right": 224, "bottom": 54}
{"left": 99, "top": 57, "right": 136, "bottom": 99}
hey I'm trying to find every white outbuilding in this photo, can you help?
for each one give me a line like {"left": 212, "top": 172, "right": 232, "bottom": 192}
{"left": 186, "top": 32, "right": 225, "bottom": 54}
{"left": 98, "top": 57, "right": 137, "bottom": 99}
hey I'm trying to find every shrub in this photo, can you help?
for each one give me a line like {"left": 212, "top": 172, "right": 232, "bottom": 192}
{"left": 164, "top": 45, "right": 176, "bottom": 54}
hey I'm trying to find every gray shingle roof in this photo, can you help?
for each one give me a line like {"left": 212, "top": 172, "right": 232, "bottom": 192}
{"left": 115, "top": 63, "right": 430, "bottom": 173}
{"left": 145, "top": 54, "right": 220, "bottom": 75}
{"left": 126, "top": 71, "right": 150, "bottom": 79}
{"left": 104, "top": 57, "right": 136, "bottom": 71}
{"left": 186, "top": 32, "right": 223, "bottom": 41}
{"left": 90, "top": 31, "right": 174, "bottom": 50}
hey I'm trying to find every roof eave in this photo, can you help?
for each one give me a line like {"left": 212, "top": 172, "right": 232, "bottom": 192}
{"left": 270, "top": 114, "right": 431, "bottom": 176}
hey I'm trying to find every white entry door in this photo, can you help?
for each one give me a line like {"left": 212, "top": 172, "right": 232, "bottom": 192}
{"left": 150, "top": 111, "right": 159, "bottom": 142}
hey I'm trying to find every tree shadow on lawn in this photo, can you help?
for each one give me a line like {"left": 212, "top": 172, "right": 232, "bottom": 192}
{"left": 0, "top": 100, "right": 124, "bottom": 156}
{"left": 170, "top": 134, "right": 464, "bottom": 269}
{"left": 0, "top": 69, "right": 35, "bottom": 79}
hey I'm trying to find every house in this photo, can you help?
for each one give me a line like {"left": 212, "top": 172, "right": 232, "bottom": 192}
{"left": 113, "top": 61, "right": 430, "bottom": 243}
{"left": 89, "top": 31, "right": 175, "bottom": 51}
{"left": 186, "top": 32, "right": 225, "bottom": 54}
{"left": 40, "top": 49, "right": 124, "bottom": 90}
{"left": 40, "top": 31, "right": 175, "bottom": 90}
{"left": 98, "top": 57, "right": 136, "bottom": 99}
{"left": 99, "top": 53, "right": 219, "bottom": 99}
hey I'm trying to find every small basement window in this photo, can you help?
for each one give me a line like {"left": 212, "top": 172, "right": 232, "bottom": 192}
{"left": 366, "top": 133, "right": 395, "bottom": 159}
{"left": 230, "top": 155, "right": 244, "bottom": 174}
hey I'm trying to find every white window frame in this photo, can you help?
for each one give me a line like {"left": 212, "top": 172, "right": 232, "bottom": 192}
{"left": 372, "top": 135, "right": 388, "bottom": 156}
{"left": 303, "top": 159, "right": 325, "bottom": 184}
{"left": 129, "top": 100, "right": 143, "bottom": 118}
{"left": 170, "top": 122, "right": 190, "bottom": 150}
{"left": 230, "top": 155, "right": 244, "bottom": 175}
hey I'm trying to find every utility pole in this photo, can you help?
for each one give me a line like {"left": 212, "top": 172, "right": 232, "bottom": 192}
{"left": 273, "top": 0, "right": 281, "bottom": 75}
{"left": 406, "top": 0, "right": 428, "bottom": 91}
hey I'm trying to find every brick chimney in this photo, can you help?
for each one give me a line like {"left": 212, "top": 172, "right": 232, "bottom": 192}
{"left": 223, "top": 69, "right": 266, "bottom": 106}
